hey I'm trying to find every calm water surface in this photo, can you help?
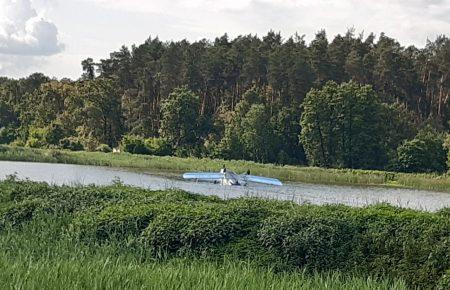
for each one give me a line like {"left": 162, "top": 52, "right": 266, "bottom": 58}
{"left": 1, "top": 160, "right": 449, "bottom": 211}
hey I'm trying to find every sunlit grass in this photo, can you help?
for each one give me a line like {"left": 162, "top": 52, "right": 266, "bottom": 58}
{"left": 1, "top": 145, "right": 449, "bottom": 192}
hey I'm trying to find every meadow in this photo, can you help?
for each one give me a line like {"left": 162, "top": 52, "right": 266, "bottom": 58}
{"left": 1, "top": 145, "right": 450, "bottom": 192}
{"left": 0, "top": 179, "right": 448, "bottom": 289}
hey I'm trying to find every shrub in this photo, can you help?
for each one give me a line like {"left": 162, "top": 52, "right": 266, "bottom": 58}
{"left": 120, "top": 135, "right": 150, "bottom": 155}
{"left": 25, "top": 137, "right": 46, "bottom": 148}
{"left": 395, "top": 129, "right": 448, "bottom": 173}
{"left": 141, "top": 200, "right": 270, "bottom": 255}
{"left": 72, "top": 202, "right": 158, "bottom": 242}
{"left": 25, "top": 127, "right": 47, "bottom": 148}
{"left": 59, "top": 137, "right": 84, "bottom": 151}
{"left": 145, "top": 137, "right": 172, "bottom": 156}
{"left": 437, "top": 270, "right": 450, "bottom": 290}
{"left": 9, "top": 139, "right": 25, "bottom": 147}
{"left": 0, "top": 126, "right": 16, "bottom": 144}
{"left": 258, "top": 205, "right": 450, "bottom": 288}
{"left": 96, "top": 144, "right": 112, "bottom": 153}
{"left": 44, "top": 122, "right": 65, "bottom": 145}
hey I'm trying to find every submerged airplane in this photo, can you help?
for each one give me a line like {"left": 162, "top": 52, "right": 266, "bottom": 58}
{"left": 182, "top": 167, "right": 282, "bottom": 186}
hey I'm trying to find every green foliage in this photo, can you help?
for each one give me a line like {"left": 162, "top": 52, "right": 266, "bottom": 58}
{"left": 396, "top": 129, "right": 448, "bottom": 173}
{"left": 95, "top": 144, "right": 112, "bottom": 153}
{"left": 25, "top": 127, "right": 47, "bottom": 148}
{"left": 59, "top": 137, "right": 84, "bottom": 151}
{"left": 0, "top": 219, "right": 408, "bottom": 290}
{"left": 0, "top": 180, "right": 448, "bottom": 288}
{"left": 240, "top": 104, "right": 276, "bottom": 163}
{"left": 120, "top": 135, "right": 150, "bottom": 155}
{"left": 301, "top": 81, "right": 386, "bottom": 169}
{"left": 145, "top": 137, "right": 172, "bottom": 156}
{"left": 0, "top": 126, "right": 15, "bottom": 144}
{"left": 437, "top": 270, "right": 450, "bottom": 290}
{"left": 444, "top": 134, "right": 450, "bottom": 167}
{"left": 159, "top": 87, "right": 200, "bottom": 148}
{"left": 1, "top": 32, "right": 449, "bottom": 170}
{"left": 141, "top": 200, "right": 270, "bottom": 255}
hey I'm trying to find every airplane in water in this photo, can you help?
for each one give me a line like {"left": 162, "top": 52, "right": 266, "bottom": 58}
{"left": 182, "top": 166, "right": 282, "bottom": 186}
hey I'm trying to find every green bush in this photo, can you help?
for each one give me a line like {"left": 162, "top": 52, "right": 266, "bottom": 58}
{"left": 145, "top": 137, "right": 172, "bottom": 156}
{"left": 95, "top": 144, "right": 112, "bottom": 153}
{"left": 44, "top": 122, "right": 65, "bottom": 145}
{"left": 396, "top": 129, "right": 448, "bottom": 173}
{"left": 437, "top": 270, "right": 450, "bottom": 290}
{"left": 72, "top": 202, "right": 158, "bottom": 242}
{"left": 9, "top": 139, "right": 25, "bottom": 147}
{"left": 258, "top": 205, "right": 450, "bottom": 288}
{"left": 0, "top": 126, "right": 16, "bottom": 144}
{"left": 120, "top": 135, "right": 150, "bottom": 155}
{"left": 25, "top": 136, "right": 46, "bottom": 148}
{"left": 59, "top": 137, "right": 84, "bottom": 151}
{"left": 25, "top": 123, "right": 66, "bottom": 149}
{"left": 141, "top": 200, "right": 270, "bottom": 255}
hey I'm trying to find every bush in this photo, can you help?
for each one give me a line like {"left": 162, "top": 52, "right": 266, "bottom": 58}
{"left": 0, "top": 126, "right": 16, "bottom": 144}
{"left": 258, "top": 205, "right": 450, "bottom": 288}
{"left": 141, "top": 200, "right": 270, "bottom": 255}
{"left": 95, "top": 144, "right": 112, "bottom": 153}
{"left": 120, "top": 135, "right": 150, "bottom": 155}
{"left": 437, "top": 270, "right": 450, "bottom": 290}
{"left": 59, "top": 137, "right": 84, "bottom": 151}
{"left": 395, "top": 129, "right": 448, "bottom": 173}
{"left": 145, "top": 137, "right": 172, "bottom": 156}
{"left": 9, "top": 139, "right": 25, "bottom": 147}
{"left": 25, "top": 127, "right": 47, "bottom": 148}
{"left": 44, "top": 122, "right": 65, "bottom": 145}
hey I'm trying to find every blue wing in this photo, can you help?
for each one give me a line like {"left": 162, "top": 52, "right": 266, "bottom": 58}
{"left": 243, "top": 175, "right": 283, "bottom": 186}
{"left": 183, "top": 172, "right": 223, "bottom": 181}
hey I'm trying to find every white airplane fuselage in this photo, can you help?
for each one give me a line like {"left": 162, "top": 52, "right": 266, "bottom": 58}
{"left": 219, "top": 170, "right": 247, "bottom": 186}
{"left": 182, "top": 169, "right": 282, "bottom": 187}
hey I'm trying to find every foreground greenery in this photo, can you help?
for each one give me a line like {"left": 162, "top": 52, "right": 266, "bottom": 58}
{"left": 0, "top": 218, "right": 407, "bottom": 290}
{"left": 0, "top": 180, "right": 449, "bottom": 289}
{"left": 1, "top": 145, "right": 450, "bottom": 192}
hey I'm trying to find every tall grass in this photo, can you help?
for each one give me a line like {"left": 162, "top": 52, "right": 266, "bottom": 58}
{"left": 1, "top": 145, "right": 449, "bottom": 192}
{"left": 1, "top": 180, "right": 448, "bottom": 288}
{"left": 0, "top": 217, "right": 407, "bottom": 290}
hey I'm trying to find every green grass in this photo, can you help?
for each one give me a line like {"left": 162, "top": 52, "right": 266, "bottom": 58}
{"left": 1, "top": 180, "right": 449, "bottom": 288}
{"left": 0, "top": 216, "right": 407, "bottom": 290}
{"left": 1, "top": 145, "right": 450, "bottom": 192}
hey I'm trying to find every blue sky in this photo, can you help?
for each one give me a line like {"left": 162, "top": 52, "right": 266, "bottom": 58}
{"left": 1, "top": 0, "right": 449, "bottom": 79}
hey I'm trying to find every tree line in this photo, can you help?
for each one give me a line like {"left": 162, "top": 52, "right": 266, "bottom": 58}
{"left": 0, "top": 30, "right": 448, "bottom": 172}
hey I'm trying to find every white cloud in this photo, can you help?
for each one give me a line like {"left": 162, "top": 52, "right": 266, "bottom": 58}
{"left": 0, "top": 0, "right": 64, "bottom": 55}
{"left": 82, "top": 0, "right": 449, "bottom": 46}
{"left": 1, "top": 0, "right": 449, "bottom": 79}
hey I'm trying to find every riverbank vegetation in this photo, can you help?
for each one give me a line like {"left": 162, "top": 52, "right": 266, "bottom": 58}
{"left": 0, "top": 180, "right": 448, "bottom": 288}
{"left": 2, "top": 145, "right": 450, "bottom": 192}
{"left": 1, "top": 31, "right": 449, "bottom": 174}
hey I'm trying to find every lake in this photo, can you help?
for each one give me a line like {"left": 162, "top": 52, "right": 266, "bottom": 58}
{"left": 1, "top": 160, "right": 449, "bottom": 211}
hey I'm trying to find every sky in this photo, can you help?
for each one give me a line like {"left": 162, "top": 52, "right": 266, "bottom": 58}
{"left": 0, "top": 0, "right": 449, "bottom": 79}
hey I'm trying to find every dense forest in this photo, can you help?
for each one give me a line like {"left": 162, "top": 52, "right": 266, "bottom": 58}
{"left": 0, "top": 30, "right": 449, "bottom": 172}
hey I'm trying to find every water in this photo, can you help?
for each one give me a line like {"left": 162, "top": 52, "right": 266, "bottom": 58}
{"left": 1, "top": 160, "right": 449, "bottom": 212}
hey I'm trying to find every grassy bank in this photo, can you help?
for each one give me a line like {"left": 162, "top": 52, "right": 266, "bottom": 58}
{"left": 1, "top": 180, "right": 449, "bottom": 288}
{"left": 1, "top": 145, "right": 450, "bottom": 192}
